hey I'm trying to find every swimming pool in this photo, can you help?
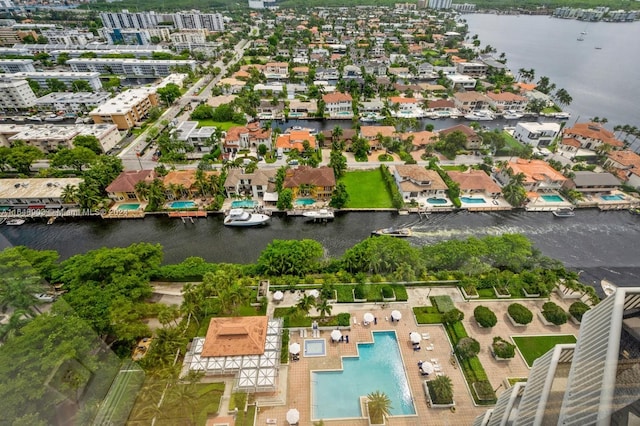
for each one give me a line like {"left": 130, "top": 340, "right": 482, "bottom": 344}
{"left": 312, "top": 331, "right": 415, "bottom": 420}
{"left": 427, "top": 198, "right": 447, "bottom": 205}
{"left": 168, "top": 201, "right": 196, "bottom": 209}
{"left": 461, "top": 196, "right": 487, "bottom": 204}
{"left": 231, "top": 200, "right": 257, "bottom": 208}
{"left": 541, "top": 194, "right": 564, "bottom": 202}
{"left": 601, "top": 194, "right": 624, "bottom": 201}
{"left": 295, "top": 198, "right": 315, "bottom": 206}
{"left": 117, "top": 203, "right": 140, "bottom": 210}
{"left": 304, "top": 339, "right": 326, "bottom": 357}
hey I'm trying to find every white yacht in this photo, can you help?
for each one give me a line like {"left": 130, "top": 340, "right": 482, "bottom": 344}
{"left": 302, "top": 209, "right": 335, "bottom": 221}
{"left": 552, "top": 208, "right": 575, "bottom": 218}
{"left": 464, "top": 110, "right": 495, "bottom": 121}
{"left": 223, "top": 209, "right": 270, "bottom": 227}
{"left": 5, "top": 218, "right": 26, "bottom": 226}
{"left": 503, "top": 111, "right": 524, "bottom": 120}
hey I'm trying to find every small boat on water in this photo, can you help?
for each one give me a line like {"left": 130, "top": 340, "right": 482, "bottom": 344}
{"left": 45, "top": 114, "right": 64, "bottom": 122}
{"left": 372, "top": 227, "right": 412, "bottom": 238}
{"left": 6, "top": 218, "right": 26, "bottom": 226}
{"left": 601, "top": 279, "right": 617, "bottom": 297}
{"left": 302, "top": 209, "right": 334, "bottom": 221}
{"left": 553, "top": 208, "right": 575, "bottom": 218}
{"left": 464, "top": 110, "right": 495, "bottom": 121}
{"left": 223, "top": 208, "right": 270, "bottom": 227}
{"left": 47, "top": 217, "right": 56, "bottom": 225}
{"left": 503, "top": 111, "right": 524, "bottom": 120}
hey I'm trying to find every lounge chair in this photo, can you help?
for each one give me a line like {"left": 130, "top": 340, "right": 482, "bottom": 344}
{"left": 422, "top": 333, "right": 431, "bottom": 340}
{"left": 266, "top": 419, "right": 277, "bottom": 425}
{"left": 413, "top": 346, "right": 421, "bottom": 351}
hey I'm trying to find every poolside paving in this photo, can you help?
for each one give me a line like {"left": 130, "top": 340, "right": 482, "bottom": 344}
{"left": 255, "top": 287, "right": 581, "bottom": 425}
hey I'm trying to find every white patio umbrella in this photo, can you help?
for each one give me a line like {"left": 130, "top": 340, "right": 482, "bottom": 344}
{"left": 289, "top": 342, "right": 301, "bottom": 355}
{"left": 410, "top": 332, "right": 422, "bottom": 344}
{"left": 421, "top": 361, "right": 435, "bottom": 375}
{"left": 286, "top": 408, "right": 300, "bottom": 425}
{"left": 273, "top": 290, "right": 284, "bottom": 301}
{"left": 330, "top": 329, "right": 342, "bottom": 342}
{"left": 391, "top": 310, "right": 402, "bottom": 321}
{"left": 363, "top": 312, "right": 375, "bottom": 323}
{"left": 308, "top": 289, "right": 320, "bottom": 298}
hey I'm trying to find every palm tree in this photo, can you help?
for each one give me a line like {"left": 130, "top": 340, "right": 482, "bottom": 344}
{"left": 0, "top": 309, "right": 31, "bottom": 342}
{"left": 296, "top": 294, "right": 316, "bottom": 315}
{"left": 429, "top": 375, "right": 454, "bottom": 404}
{"left": 60, "top": 184, "right": 79, "bottom": 204}
{"left": 367, "top": 390, "right": 393, "bottom": 424}
{"left": 315, "top": 298, "right": 333, "bottom": 320}
{"left": 502, "top": 183, "right": 527, "bottom": 207}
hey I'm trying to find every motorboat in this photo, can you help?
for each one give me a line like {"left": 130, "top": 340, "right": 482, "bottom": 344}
{"left": 372, "top": 227, "right": 412, "bottom": 238}
{"left": 45, "top": 114, "right": 64, "bottom": 122}
{"left": 360, "top": 113, "right": 383, "bottom": 123}
{"left": 6, "top": 218, "right": 26, "bottom": 226}
{"left": 503, "top": 111, "right": 524, "bottom": 120}
{"left": 464, "top": 110, "right": 495, "bottom": 121}
{"left": 552, "top": 208, "right": 575, "bottom": 218}
{"left": 302, "top": 209, "right": 334, "bottom": 221}
{"left": 554, "top": 112, "right": 571, "bottom": 119}
{"left": 223, "top": 208, "right": 270, "bottom": 227}
{"left": 26, "top": 116, "right": 42, "bottom": 122}
{"left": 601, "top": 279, "right": 617, "bottom": 297}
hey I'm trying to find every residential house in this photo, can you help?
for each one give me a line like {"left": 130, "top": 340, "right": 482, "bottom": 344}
{"left": 513, "top": 122, "right": 561, "bottom": 148}
{"left": 562, "top": 122, "right": 624, "bottom": 150}
{"left": 288, "top": 99, "right": 318, "bottom": 118}
{"left": 106, "top": 169, "right": 156, "bottom": 202}
{"left": 275, "top": 129, "right": 316, "bottom": 153}
{"left": 223, "top": 122, "right": 272, "bottom": 154}
{"left": 388, "top": 97, "right": 421, "bottom": 117}
{"left": 224, "top": 168, "right": 277, "bottom": 199}
{"left": 263, "top": 62, "right": 289, "bottom": 80}
{"left": 360, "top": 100, "right": 385, "bottom": 114}
{"left": 439, "top": 124, "right": 482, "bottom": 150}
{"left": 486, "top": 92, "right": 528, "bottom": 112}
{"left": 453, "top": 91, "right": 490, "bottom": 112}
{"left": 604, "top": 150, "right": 640, "bottom": 183}
{"left": 291, "top": 66, "right": 309, "bottom": 79}
{"left": 564, "top": 171, "right": 620, "bottom": 195}
{"left": 342, "top": 64, "right": 361, "bottom": 78}
{"left": 398, "top": 130, "right": 437, "bottom": 151}
{"left": 496, "top": 159, "right": 567, "bottom": 192}
{"left": 163, "top": 170, "right": 219, "bottom": 200}
{"left": 174, "top": 121, "right": 218, "bottom": 153}
{"left": 392, "top": 165, "right": 448, "bottom": 200}
{"left": 416, "top": 63, "right": 435, "bottom": 80}
{"left": 257, "top": 100, "right": 285, "bottom": 120}
{"left": 320, "top": 128, "right": 357, "bottom": 149}
{"left": 388, "top": 67, "right": 413, "bottom": 80}
{"left": 360, "top": 125, "right": 398, "bottom": 150}
{"left": 216, "top": 77, "right": 246, "bottom": 94}
{"left": 282, "top": 166, "right": 336, "bottom": 200}
{"left": 446, "top": 74, "right": 477, "bottom": 89}
{"left": 322, "top": 92, "right": 353, "bottom": 119}
{"left": 456, "top": 62, "right": 488, "bottom": 78}
{"left": 447, "top": 170, "right": 501, "bottom": 197}
{"left": 424, "top": 99, "right": 456, "bottom": 115}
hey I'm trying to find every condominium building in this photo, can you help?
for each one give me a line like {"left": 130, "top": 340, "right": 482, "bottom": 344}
{"left": 170, "top": 30, "right": 207, "bottom": 45}
{"left": 0, "top": 59, "right": 35, "bottom": 73}
{"left": 67, "top": 58, "right": 196, "bottom": 77}
{"left": 173, "top": 11, "right": 225, "bottom": 32}
{"left": 35, "top": 92, "right": 110, "bottom": 113}
{"left": 0, "top": 123, "right": 121, "bottom": 153}
{"left": 8, "top": 71, "right": 103, "bottom": 91}
{"left": 0, "top": 78, "right": 37, "bottom": 109}
{"left": 101, "top": 28, "right": 152, "bottom": 45}
{"left": 40, "top": 29, "right": 94, "bottom": 46}
{"left": 474, "top": 287, "right": 640, "bottom": 426}
{"left": 0, "top": 178, "right": 84, "bottom": 209}
{"left": 99, "top": 10, "right": 164, "bottom": 30}
{"left": 428, "top": 0, "right": 452, "bottom": 9}
{"left": 99, "top": 10, "right": 224, "bottom": 31}
{"left": 89, "top": 87, "right": 159, "bottom": 130}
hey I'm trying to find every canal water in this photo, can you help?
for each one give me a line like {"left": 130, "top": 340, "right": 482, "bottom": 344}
{"left": 2, "top": 210, "right": 639, "bottom": 289}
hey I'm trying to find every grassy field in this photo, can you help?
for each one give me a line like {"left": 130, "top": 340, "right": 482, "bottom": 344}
{"left": 193, "top": 120, "right": 239, "bottom": 131}
{"left": 513, "top": 335, "right": 577, "bottom": 367}
{"left": 341, "top": 169, "right": 393, "bottom": 208}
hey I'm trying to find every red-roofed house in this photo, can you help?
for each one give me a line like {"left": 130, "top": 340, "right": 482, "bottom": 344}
{"left": 224, "top": 122, "right": 272, "bottom": 154}
{"left": 605, "top": 150, "right": 640, "bottom": 185}
{"left": 439, "top": 124, "right": 482, "bottom": 150}
{"left": 106, "top": 169, "right": 156, "bottom": 202}
{"left": 496, "top": 159, "right": 567, "bottom": 192}
{"left": 275, "top": 130, "right": 316, "bottom": 153}
{"left": 282, "top": 166, "right": 336, "bottom": 199}
{"left": 263, "top": 62, "right": 289, "bottom": 80}
{"left": 563, "top": 122, "right": 624, "bottom": 150}
{"left": 447, "top": 169, "right": 501, "bottom": 197}
{"left": 388, "top": 97, "right": 421, "bottom": 116}
{"left": 485, "top": 92, "right": 528, "bottom": 112}
{"left": 398, "top": 131, "right": 437, "bottom": 150}
{"left": 322, "top": 92, "right": 353, "bottom": 118}
{"left": 392, "top": 165, "right": 448, "bottom": 200}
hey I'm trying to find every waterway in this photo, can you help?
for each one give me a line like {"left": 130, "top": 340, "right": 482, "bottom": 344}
{"left": 464, "top": 14, "right": 640, "bottom": 130}
{"left": 2, "top": 210, "right": 639, "bottom": 289}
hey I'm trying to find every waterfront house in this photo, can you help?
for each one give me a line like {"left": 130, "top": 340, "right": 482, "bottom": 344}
{"left": 513, "top": 122, "right": 561, "bottom": 148}
{"left": 438, "top": 124, "right": 482, "bottom": 150}
{"left": 224, "top": 168, "right": 278, "bottom": 199}
{"left": 387, "top": 96, "right": 421, "bottom": 117}
{"left": 0, "top": 178, "right": 83, "bottom": 209}
{"left": 604, "top": 150, "right": 640, "bottom": 184}
{"left": 275, "top": 129, "right": 316, "bottom": 153}
{"left": 106, "top": 170, "right": 156, "bottom": 203}
{"left": 359, "top": 125, "right": 398, "bottom": 150}
{"left": 223, "top": 122, "right": 272, "bottom": 154}
{"left": 485, "top": 92, "right": 528, "bottom": 112}
{"left": 257, "top": 100, "right": 285, "bottom": 120}
{"left": 320, "top": 128, "right": 357, "bottom": 149}
{"left": 322, "top": 92, "right": 353, "bottom": 118}
{"left": 398, "top": 130, "right": 437, "bottom": 151}
{"left": 446, "top": 74, "right": 477, "bottom": 90}
{"left": 447, "top": 169, "right": 502, "bottom": 197}
{"left": 423, "top": 99, "right": 456, "bottom": 115}
{"left": 282, "top": 166, "right": 336, "bottom": 200}
{"left": 453, "top": 91, "right": 490, "bottom": 112}
{"left": 564, "top": 171, "right": 621, "bottom": 196}
{"left": 496, "top": 159, "right": 567, "bottom": 192}
{"left": 288, "top": 99, "right": 318, "bottom": 119}
{"left": 562, "top": 122, "right": 624, "bottom": 150}
{"left": 456, "top": 62, "right": 488, "bottom": 78}
{"left": 163, "top": 170, "right": 219, "bottom": 200}
{"left": 392, "top": 165, "right": 447, "bottom": 201}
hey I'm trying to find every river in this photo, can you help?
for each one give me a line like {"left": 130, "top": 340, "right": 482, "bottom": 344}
{"left": 2, "top": 210, "right": 639, "bottom": 289}
{"left": 464, "top": 14, "right": 640, "bottom": 130}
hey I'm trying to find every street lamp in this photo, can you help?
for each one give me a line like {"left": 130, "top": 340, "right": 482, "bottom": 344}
{"left": 136, "top": 152, "right": 142, "bottom": 170}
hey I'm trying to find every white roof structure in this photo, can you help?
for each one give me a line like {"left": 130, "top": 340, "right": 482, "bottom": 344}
{"left": 185, "top": 318, "right": 283, "bottom": 392}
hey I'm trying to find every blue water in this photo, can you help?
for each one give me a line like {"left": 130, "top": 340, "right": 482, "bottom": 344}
{"left": 427, "top": 198, "right": 447, "bottom": 205}
{"left": 231, "top": 200, "right": 257, "bottom": 208}
{"left": 305, "top": 339, "right": 326, "bottom": 356}
{"left": 295, "top": 198, "right": 315, "bottom": 206}
{"left": 541, "top": 195, "right": 564, "bottom": 202}
{"left": 601, "top": 194, "right": 624, "bottom": 201}
{"left": 461, "top": 197, "right": 486, "bottom": 204}
{"left": 312, "top": 331, "right": 415, "bottom": 420}
{"left": 169, "top": 201, "right": 196, "bottom": 209}
{"left": 117, "top": 203, "right": 140, "bottom": 210}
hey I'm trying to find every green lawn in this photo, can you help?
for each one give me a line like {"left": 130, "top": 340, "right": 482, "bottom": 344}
{"left": 341, "top": 170, "right": 393, "bottom": 208}
{"left": 193, "top": 120, "right": 240, "bottom": 131}
{"left": 513, "top": 335, "right": 577, "bottom": 367}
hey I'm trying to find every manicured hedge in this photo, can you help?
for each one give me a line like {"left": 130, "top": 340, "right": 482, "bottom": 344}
{"left": 508, "top": 303, "right": 533, "bottom": 325}
{"left": 474, "top": 305, "right": 497, "bottom": 328}
{"left": 380, "top": 165, "right": 404, "bottom": 209}
{"left": 569, "top": 301, "right": 590, "bottom": 322}
{"left": 492, "top": 336, "right": 516, "bottom": 359}
{"left": 542, "top": 301, "right": 568, "bottom": 325}
{"left": 431, "top": 295, "right": 455, "bottom": 313}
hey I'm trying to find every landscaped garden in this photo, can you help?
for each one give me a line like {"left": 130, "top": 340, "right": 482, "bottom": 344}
{"left": 512, "top": 335, "right": 578, "bottom": 367}
{"left": 341, "top": 169, "right": 393, "bottom": 208}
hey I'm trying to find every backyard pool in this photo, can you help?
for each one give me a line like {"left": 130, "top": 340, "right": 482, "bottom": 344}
{"left": 304, "top": 339, "right": 326, "bottom": 357}
{"left": 541, "top": 194, "right": 564, "bottom": 202}
{"left": 231, "top": 200, "right": 257, "bottom": 208}
{"left": 168, "top": 201, "right": 196, "bottom": 209}
{"left": 427, "top": 198, "right": 448, "bottom": 205}
{"left": 312, "top": 331, "right": 415, "bottom": 420}
{"left": 295, "top": 198, "right": 315, "bottom": 206}
{"left": 117, "top": 203, "right": 140, "bottom": 210}
{"left": 461, "top": 196, "right": 487, "bottom": 204}
{"left": 601, "top": 194, "right": 624, "bottom": 201}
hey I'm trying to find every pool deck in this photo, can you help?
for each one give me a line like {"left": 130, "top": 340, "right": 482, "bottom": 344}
{"left": 256, "top": 287, "right": 581, "bottom": 425}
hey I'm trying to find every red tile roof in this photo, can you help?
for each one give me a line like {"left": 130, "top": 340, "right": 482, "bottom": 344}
{"left": 201, "top": 316, "right": 268, "bottom": 357}
{"left": 106, "top": 170, "right": 155, "bottom": 193}
{"left": 322, "top": 92, "right": 352, "bottom": 103}
{"left": 283, "top": 166, "right": 335, "bottom": 188}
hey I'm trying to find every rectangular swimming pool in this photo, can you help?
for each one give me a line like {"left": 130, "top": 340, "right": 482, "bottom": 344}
{"left": 169, "top": 201, "right": 196, "bottom": 209}
{"left": 541, "top": 194, "right": 564, "bottom": 202}
{"left": 117, "top": 203, "right": 140, "bottom": 210}
{"left": 312, "top": 331, "right": 415, "bottom": 420}
{"left": 601, "top": 194, "right": 624, "bottom": 201}
{"left": 295, "top": 198, "right": 315, "bottom": 206}
{"left": 461, "top": 196, "right": 487, "bottom": 204}
{"left": 304, "top": 339, "right": 326, "bottom": 357}
{"left": 231, "top": 200, "right": 257, "bottom": 208}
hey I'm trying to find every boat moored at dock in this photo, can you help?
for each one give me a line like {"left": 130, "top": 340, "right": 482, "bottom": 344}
{"left": 223, "top": 209, "right": 270, "bottom": 227}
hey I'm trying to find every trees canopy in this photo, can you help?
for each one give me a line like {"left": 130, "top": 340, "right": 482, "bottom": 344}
{"left": 157, "top": 83, "right": 181, "bottom": 104}
{"left": 342, "top": 236, "right": 422, "bottom": 275}
{"left": 50, "top": 147, "right": 97, "bottom": 172}
{"left": 256, "top": 239, "right": 324, "bottom": 276}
